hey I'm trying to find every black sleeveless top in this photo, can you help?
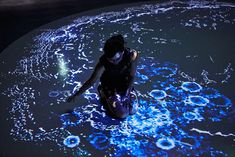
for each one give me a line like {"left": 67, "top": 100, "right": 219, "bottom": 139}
{"left": 99, "top": 48, "right": 133, "bottom": 95}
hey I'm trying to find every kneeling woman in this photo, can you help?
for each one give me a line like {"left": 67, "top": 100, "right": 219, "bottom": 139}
{"left": 67, "top": 35, "right": 139, "bottom": 119}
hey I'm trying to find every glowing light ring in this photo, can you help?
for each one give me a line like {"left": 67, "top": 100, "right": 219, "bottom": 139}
{"left": 149, "top": 89, "right": 167, "bottom": 100}
{"left": 63, "top": 135, "right": 80, "bottom": 148}
{"left": 156, "top": 138, "right": 176, "bottom": 150}
{"left": 88, "top": 133, "right": 109, "bottom": 150}
{"left": 152, "top": 67, "right": 177, "bottom": 78}
{"left": 183, "top": 112, "right": 200, "bottom": 121}
{"left": 188, "top": 95, "right": 209, "bottom": 106}
{"left": 60, "top": 112, "right": 82, "bottom": 127}
{"left": 181, "top": 82, "right": 202, "bottom": 93}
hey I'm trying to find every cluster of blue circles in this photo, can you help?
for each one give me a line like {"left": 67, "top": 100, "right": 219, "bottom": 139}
{"left": 188, "top": 96, "right": 209, "bottom": 107}
{"left": 59, "top": 57, "right": 233, "bottom": 156}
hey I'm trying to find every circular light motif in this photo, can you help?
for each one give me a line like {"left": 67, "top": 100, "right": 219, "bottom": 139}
{"left": 183, "top": 112, "right": 197, "bottom": 120}
{"left": 156, "top": 138, "right": 175, "bottom": 150}
{"left": 188, "top": 96, "right": 209, "bottom": 106}
{"left": 149, "top": 89, "right": 167, "bottom": 100}
{"left": 153, "top": 66, "right": 177, "bottom": 77}
{"left": 88, "top": 133, "right": 109, "bottom": 150}
{"left": 63, "top": 135, "right": 80, "bottom": 148}
{"left": 141, "top": 74, "right": 149, "bottom": 81}
{"left": 181, "top": 82, "right": 202, "bottom": 93}
{"left": 60, "top": 112, "right": 81, "bottom": 127}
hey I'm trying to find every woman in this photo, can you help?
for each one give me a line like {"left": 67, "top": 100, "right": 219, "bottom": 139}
{"left": 67, "top": 35, "right": 139, "bottom": 119}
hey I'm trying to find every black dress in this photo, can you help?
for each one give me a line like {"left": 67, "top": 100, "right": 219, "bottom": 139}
{"left": 97, "top": 48, "right": 139, "bottom": 118}
{"left": 99, "top": 47, "right": 133, "bottom": 97}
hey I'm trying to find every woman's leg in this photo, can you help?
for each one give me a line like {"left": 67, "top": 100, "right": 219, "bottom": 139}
{"left": 98, "top": 85, "right": 139, "bottom": 118}
{"left": 98, "top": 85, "right": 130, "bottom": 119}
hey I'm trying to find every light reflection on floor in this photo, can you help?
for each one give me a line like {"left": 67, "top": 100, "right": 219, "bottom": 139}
{"left": 0, "top": 1, "right": 235, "bottom": 157}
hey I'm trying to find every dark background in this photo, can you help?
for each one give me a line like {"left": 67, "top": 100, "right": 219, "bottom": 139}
{"left": 0, "top": 0, "right": 234, "bottom": 54}
{"left": 0, "top": 0, "right": 158, "bottom": 54}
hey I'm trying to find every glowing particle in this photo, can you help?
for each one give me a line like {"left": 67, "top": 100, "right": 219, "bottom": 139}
{"left": 156, "top": 138, "right": 175, "bottom": 150}
{"left": 63, "top": 135, "right": 80, "bottom": 148}
{"left": 149, "top": 89, "right": 167, "bottom": 100}
{"left": 209, "top": 56, "right": 214, "bottom": 63}
{"left": 181, "top": 82, "right": 202, "bottom": 92}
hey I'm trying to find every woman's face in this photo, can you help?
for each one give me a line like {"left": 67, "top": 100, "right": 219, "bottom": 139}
{"left": 107, "top": 51, "right": 124, "bottom": 65}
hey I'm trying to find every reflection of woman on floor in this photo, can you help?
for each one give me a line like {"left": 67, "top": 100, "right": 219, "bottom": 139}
{"left": 67, "top": 34, "right": 139, "bottom": 118}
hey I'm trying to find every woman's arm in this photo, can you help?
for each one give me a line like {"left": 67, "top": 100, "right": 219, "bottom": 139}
{"left": 125, "top": 50, "right": 139, "bottom": 96}
{"left": 67, "top": 61, "right": 104, "bottom": 102}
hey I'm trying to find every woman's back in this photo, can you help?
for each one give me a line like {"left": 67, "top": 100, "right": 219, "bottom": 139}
{"left": 99, "top": 48, "right": 133, "bottom": 96}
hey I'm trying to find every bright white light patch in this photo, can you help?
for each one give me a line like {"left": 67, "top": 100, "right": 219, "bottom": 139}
{"left": 58, "top": 58, "right": 68, "bottom": 76}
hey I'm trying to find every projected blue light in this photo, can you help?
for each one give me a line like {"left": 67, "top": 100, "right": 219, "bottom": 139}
{"left": 156, "top": 138, "right": 176, "bottom": 150}
{"left": 188, "top": 95, "right": 209, "bottom": 106}
{"left": 200, "top": 88, "right": 221, "bottom": 99}
{"left": 1, "top": 1, "right": 234, "bottom": 157}
{"left": 63, "top": 135, "right": 80, "bottom": 148}
{"left": 149, "top": 89, "right": 167, "bottom": 100}
{"left": 181, "top": 82, "right": 202, "bottom": 93}
{"left": 153, "top": 66, "right": 177, "bottom": 78}
{"left": 60, "top": 112, "right": 81, "bottom": 127}
{"left": 88, "top": 133, "right": 109, "bottom": 150}
{"left": 183, "top": 111, "right": 202, "bottom": 121}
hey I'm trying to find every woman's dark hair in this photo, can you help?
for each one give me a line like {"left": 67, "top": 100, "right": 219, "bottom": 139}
{"left": 104, "top": 34, "right": 125, "bottom": 58}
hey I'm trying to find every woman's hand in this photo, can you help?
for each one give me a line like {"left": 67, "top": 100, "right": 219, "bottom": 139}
{"left": 67, "top": 95, "right": 76, "bottom": 103}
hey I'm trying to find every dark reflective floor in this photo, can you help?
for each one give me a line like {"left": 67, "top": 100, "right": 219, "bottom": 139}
{"left": 0, "top": 1, "right": 235, "bottom": 157}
